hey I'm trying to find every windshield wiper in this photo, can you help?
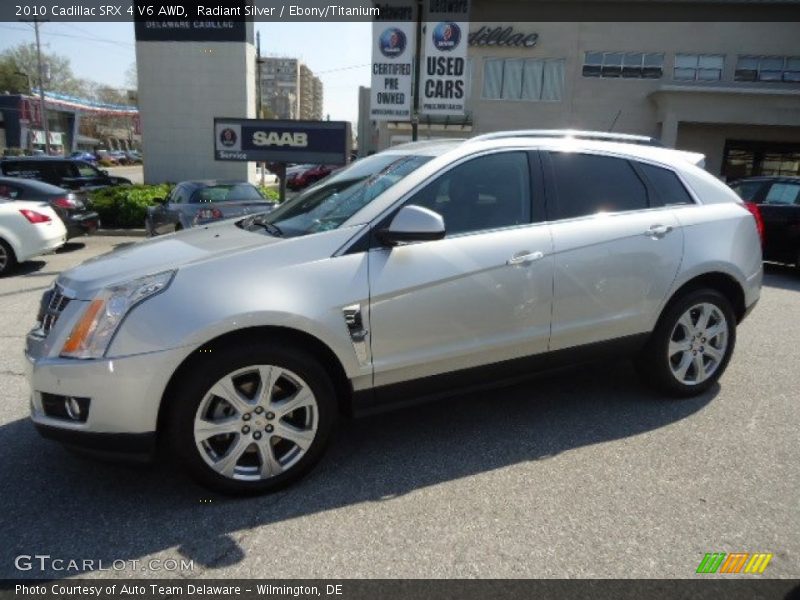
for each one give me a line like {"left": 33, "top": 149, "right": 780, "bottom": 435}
{"left": 250, "top": 219, "right": 284, "bottom": 237}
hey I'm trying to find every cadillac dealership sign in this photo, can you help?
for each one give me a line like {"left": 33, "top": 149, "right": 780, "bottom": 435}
{"left": 214, "top": 118, "right": 351, "bottom": 164}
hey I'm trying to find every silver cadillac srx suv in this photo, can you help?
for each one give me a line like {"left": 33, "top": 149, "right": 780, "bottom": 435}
{"left": 26, "top": 131, "right": 763, "bottom": 494}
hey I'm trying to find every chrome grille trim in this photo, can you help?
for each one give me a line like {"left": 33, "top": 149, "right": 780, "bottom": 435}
{"left": 38, "top": 284, "right": 72, "bottom": 337}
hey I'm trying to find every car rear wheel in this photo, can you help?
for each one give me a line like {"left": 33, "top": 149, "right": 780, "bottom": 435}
{"left": 169, "top": 343, "right": 337, "bottom": 495}
{"left": 636, "top": 288, "right": 736, "bottom": 397}
{"left": 0, "top": 239, "right": 17, "bottom": 276}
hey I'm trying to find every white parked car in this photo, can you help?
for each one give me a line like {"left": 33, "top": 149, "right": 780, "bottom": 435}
{"left": 0, "top": 200, "right": 66, "bottom": 275}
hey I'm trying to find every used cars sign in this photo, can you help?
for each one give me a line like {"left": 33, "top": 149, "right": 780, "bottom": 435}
{"left": 214, "top": 118, "right": 351, "bottom": 164}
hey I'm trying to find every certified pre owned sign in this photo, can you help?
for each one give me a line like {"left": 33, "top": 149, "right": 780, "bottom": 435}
{"left": 214, "top": 118, "right": 351, "bottom": 165}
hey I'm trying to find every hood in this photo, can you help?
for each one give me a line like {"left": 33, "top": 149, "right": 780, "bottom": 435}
{"left": 57, "top": 222, "right": 356, "bottom": 299}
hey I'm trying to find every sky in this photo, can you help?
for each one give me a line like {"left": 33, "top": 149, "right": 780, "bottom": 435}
{"left": 0, "top": 21, "right": 372, "bottom": 124}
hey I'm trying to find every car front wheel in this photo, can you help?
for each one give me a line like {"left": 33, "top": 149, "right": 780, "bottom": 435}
{"left": 637, "top": 288, "right": 737, "bottom": 397}
{"left": 170, "top": 343, "right": 337, "bottom": 495}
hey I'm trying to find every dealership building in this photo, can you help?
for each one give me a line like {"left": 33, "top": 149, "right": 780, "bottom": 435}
{"left": 365, "top": 10, "right": 800, "bottom": 178}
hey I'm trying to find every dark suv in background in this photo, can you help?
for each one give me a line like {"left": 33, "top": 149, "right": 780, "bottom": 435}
{"left": 730, "top": 176, "right": 800, "bottom": 271}
{"left": 0, "top": 157, "right": 132, "bottom": 191}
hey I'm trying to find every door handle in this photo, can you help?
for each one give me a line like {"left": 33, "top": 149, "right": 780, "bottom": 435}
{"left": 506, "top": 250, "right": 544, "bottom": 266}
{"left": 645, "top": 224, "right": 673, "bottom": 239}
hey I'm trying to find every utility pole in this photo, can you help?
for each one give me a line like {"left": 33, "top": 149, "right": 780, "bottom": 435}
{"left": 31, "top": 17, "right": 51, "bottom": 154}
{"left": 256, "top": 31, "right": 266, "bottom": 187}
{"left": 411, "top": 0, "right": 423, "bottom": 142}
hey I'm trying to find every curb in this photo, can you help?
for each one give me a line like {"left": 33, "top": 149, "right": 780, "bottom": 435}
{"left": 97, "top": 229, "right": 147, "bottom": 238}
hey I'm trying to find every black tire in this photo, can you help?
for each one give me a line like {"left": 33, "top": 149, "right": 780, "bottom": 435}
{"left": 636, "top": 288, "right": 737, "bottom": 398}
{"left": 0, "top": 238, "right": 18, "bottom": 277}
{"left": 168, "top": 342, "right": 337, "bottom": 495}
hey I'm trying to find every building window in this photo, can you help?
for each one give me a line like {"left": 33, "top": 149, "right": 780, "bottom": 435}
{"left": 674, "top": 54, "right": 724, "bottom": 81}
{"left": 735, "top": 56, "right": 800, "bottom": 83}
{"left": 583, "top": 52, "right": 664, "bottom": 79}
{"left": 483, "top": 58, "right": 565, "bottom": 101}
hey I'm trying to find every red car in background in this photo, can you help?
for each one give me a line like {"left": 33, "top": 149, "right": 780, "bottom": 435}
{"left": 286, "top": 164, "right": 336, "bottom": 191}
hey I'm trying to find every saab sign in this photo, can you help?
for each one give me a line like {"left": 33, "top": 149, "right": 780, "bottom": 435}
{"left": 214, "top": 119, "right": 351, "bottom": 164}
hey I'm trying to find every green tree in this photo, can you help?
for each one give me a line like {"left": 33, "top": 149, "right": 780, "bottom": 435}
{"left": 0, "top": 55, "right": 30, "bottom": 94}
{"left": 0, "top": 43, "right": 89, "bottom": 97}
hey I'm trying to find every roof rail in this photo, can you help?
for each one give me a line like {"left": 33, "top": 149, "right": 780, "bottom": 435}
{"left": 468, "top": 129, "right": 663, "bottom": 147}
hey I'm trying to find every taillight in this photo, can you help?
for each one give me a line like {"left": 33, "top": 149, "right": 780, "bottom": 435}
{"left": 196, "top": 208, "right": 223, "bottom": 220}
{"left": 19, "top": 209, "right": 52, "bottom": 224}
{"left": 52, "top": 196, "right": 77, "bottom": 209}
{"left": 744, "top": 202, "right": 765, "bottom": 245}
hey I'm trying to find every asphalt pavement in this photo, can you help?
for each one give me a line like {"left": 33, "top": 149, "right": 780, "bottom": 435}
{"left": 0, "top": 235, "right": 798, "bottom": 580}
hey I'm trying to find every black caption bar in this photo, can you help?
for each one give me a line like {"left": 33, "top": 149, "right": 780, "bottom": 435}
{"left": 1, "top": 579, "right": 799, "bottom": 600}
{"left": 2, "top": 0, "right": 800, "bottom": 22}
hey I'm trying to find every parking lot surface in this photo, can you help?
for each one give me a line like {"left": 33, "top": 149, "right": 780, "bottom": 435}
{"left": 0, "top": 235, "right": 798, "bottom": 579}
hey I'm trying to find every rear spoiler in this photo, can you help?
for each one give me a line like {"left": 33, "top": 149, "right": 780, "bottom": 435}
{"left": 675, "top": 150, "right": 706, "bottom": 169}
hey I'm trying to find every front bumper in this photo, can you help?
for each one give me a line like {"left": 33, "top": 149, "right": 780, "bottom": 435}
{"left": 26, "top": 342, "right": 190, "bottom": 455}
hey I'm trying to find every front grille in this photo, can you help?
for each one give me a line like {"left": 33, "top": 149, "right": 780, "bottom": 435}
{"left": 37, "top": 285, "right": 71, "bottom": 336}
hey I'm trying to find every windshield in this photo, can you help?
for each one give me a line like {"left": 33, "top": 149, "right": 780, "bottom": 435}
{"left": 248, "top": 154, "right": 431, "bottom": 238}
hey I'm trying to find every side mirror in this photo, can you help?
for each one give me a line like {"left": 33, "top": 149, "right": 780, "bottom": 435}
{"left": 377, "top": 205, "right": 445, "bottom": 246}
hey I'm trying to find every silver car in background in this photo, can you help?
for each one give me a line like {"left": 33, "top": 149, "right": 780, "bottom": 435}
{"left": 26, "top": 131, "right": 762, "bottom": 494}
{"left": 145, "top": 180, "right": 277, "bottom": 236}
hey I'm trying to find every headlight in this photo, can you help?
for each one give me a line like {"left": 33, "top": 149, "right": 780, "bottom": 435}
{"left": 60, "top": 270, "right": 175, "bottom": 359}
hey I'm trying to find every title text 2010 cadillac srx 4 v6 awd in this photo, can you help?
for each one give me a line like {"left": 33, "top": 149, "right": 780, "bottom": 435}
{"left": 26, "top": 131, "right": 762, "bottom": 494}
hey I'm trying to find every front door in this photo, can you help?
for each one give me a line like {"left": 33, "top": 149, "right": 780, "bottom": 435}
{"left": 368, "top": 151, "right": 554, "bottom": 395}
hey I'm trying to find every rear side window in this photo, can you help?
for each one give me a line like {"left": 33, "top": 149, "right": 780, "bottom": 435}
{"left": 637, "top": 163, "right": 695, "bottom": 205}
{"left": 548, "top": 152, "right": 648, "bottom": 219}
{"left": 1, "top": 162, "right": 45, "bottom": 180}
{"left": 764, "top": 182, "right": 800, "bottom": 205}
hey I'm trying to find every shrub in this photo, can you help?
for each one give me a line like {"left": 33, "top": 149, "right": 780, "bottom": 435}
{"left": 257, "top": 186, "right": 280, "bottom": 202}
{"left": 98, "top": 158, "right": 116, "bottom": 167}
{"left": 89, "top": 184, "right": 172, "bottom": 228}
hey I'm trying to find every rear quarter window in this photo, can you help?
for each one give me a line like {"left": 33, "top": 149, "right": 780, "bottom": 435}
{"left": 638, "top": 163, "right": 695, "bottom": 205}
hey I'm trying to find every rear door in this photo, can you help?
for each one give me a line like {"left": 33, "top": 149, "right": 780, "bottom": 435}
{"left": 757, "top": 181, "right": 800, "bottom": 263}
{"left": 544, "top": 151, "right": 684, "bottom": 351}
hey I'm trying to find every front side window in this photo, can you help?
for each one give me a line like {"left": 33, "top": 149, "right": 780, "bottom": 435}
{"left": 583, "top": 52, "right": 664, "bottom": 79}
{"left": 483, "top": 58, "right": 565, "bottom": 101}
{"left": 75, "top": 162, "right": 100, "bottom": 178}
{"left": 735, "top": 56, "right": 800, "bottom": 82}
{"left": 674, "top": 54, "right": 724, "bottom": 81}
{"left": 764, "top": 182, "right": 800, "bottom": 205}
{"left": 406, "top": 152, "right": 531, "bottom": 236}
{"left": 549, "top": 152, "right": 649, "bottom": 219}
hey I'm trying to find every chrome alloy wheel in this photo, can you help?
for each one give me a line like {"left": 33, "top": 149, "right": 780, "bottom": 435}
{"left": 193, "top": 365, "right": 318, "bottom": 481}
{"left": 0, "top": 243, "right": 8, "bottom": 272}
{"left": 668, "top": 302, "right": 729, "bottom": 386}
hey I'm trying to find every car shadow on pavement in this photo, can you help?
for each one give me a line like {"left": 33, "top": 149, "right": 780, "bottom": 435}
{"left": 0, "top": 360, "right": 717, "bottom": 577}
{"left": 56, "top": 242, "right": 86, "bottom": 254}
{"left": 763, "top": 263, "right": 800, "bottom": 292}
{"left": 7, "top": 260, "right": 46, "bottom": 276}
